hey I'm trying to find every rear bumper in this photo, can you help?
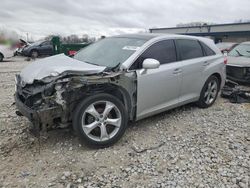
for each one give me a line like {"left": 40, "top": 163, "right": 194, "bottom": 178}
{"left": 15, "top": 93, "right": 63, "bottom": 126}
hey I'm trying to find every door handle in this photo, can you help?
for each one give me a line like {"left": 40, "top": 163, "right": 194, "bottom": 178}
{"left": 203, "top": 61, "right": 210, "bottom": 66}
{"left": 173, "top": 68, "right": 182, "bottom": 74}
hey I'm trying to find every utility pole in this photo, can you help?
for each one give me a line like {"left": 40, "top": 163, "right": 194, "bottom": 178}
{"left": 26, "top": 33, "right": 28, "bottom": 42}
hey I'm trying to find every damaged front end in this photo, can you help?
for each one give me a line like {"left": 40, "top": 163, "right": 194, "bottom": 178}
{"left": 15, "top": 71, "right": 137, "bottom": 132}
{"left": 226, "top": 65, "right": 250, "bottom": 83}
{"left": 221, "top": 79, "right": 250, "bottom": 103}
{"left": 15, "top": 73, "right": 71, "bottom": 131}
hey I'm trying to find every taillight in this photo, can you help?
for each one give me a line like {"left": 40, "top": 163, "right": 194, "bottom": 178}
{"left": 224, "top": 57, "right": 227, "bottom": 64}
{"left": 69, "top": 50, "right": 77, "bottom": 56}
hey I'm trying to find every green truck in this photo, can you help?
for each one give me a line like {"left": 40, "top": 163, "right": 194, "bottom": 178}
{"left": 51, "top": 36, "right": 90, "bottom": 56}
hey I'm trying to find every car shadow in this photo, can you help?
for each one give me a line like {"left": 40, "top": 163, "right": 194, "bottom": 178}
{"left": 25, "top": 102, "right": 197, "bottom": 151}
{"left": 1, "top": 59, "right": 14, "bottom": 63}
{"left": 128, "top": 102, "right": 196, "bottom": 129}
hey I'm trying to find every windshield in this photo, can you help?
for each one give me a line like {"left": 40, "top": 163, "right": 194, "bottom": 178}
{"left": 228, "top": 44, "right": 250, "bottom": 58}
{"left": 74, "top": 37, "right": 147, "bottom": 67}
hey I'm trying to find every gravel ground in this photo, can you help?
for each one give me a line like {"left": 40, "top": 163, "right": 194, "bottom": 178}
{"left": 0, "top": 57, "right": 249, "bottom": 188}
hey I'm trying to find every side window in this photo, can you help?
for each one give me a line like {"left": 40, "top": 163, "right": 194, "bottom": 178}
{"left": 176, "top": 39, "right": 203, "bottom": 60}
{"left": 130, "top": 40, "right": 177, "bottom": 69}
{"left": 200, "top": 42, "right": 216, "bottom": 56}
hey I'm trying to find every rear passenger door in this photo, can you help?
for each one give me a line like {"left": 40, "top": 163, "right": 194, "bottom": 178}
{"left": 40, "top": 41, "right": 53, "bottom": 55}
{"left": 175, "top": 39, "right": 205, "bottom": 103}
{"left": 133, "top": 40, "right": 182, "bottom": 120}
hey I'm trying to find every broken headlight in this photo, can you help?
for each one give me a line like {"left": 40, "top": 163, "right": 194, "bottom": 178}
{"left": 43, "top": 84, "right": 55, "bottom": 97}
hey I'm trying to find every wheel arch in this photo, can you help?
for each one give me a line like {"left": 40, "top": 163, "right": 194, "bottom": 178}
{"left": 70, "top": 83, "right": 134, "bottom": 121}
{"left": 210, "top": 72, "right": 222, "bottom": 87}
{"left": 102, "top": 84, "right": 133, "bottom": 120}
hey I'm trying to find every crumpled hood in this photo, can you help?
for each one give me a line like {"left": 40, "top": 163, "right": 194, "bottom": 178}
{"left": 20, "top": 54, "right": 106, "bottom": 84}
{"left": 227, "top": 56, "right": 250, "bottom": 67}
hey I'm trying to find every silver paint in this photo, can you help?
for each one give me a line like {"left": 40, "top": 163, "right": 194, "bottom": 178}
{"left": 20, "top": 54, "right": 106, "bottom": 84}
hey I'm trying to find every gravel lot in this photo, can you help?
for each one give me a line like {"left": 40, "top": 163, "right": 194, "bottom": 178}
{"left": 0, "top": 57, "right": 249, "bottom": 188}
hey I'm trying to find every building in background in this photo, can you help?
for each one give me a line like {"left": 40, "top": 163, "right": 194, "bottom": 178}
{"left": 149, "top": 22, "right": 250, "bottom": 43}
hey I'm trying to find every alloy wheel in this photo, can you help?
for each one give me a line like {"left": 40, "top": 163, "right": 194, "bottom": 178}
{"left": 204, "top": 80, "right": 218, "bottom": 105}
{"left": 81, "top": 101, "right": 122, "bottom": 142}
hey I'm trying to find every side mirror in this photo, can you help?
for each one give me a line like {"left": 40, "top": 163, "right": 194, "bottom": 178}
{"left": 140, "top": 58, "right": 160, "bottom": 74}
{"left": 142, "top": 58, "right": 160, "bottom": 69}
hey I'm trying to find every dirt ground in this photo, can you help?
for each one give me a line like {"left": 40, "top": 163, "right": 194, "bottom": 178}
{"left": 0, "top": 57, "right": 249, "bottom": 188}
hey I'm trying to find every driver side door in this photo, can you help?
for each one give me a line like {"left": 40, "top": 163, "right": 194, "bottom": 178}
{"left": 132, "top": 40, "right": 182, "bottom": 120}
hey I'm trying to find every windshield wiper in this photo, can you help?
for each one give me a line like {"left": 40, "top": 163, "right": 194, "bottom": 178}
{"left": 235, "top": 50, "right": 244, "bottom": 56}
{"left": 103, "top": 62, "right": 121, "bottom": 72}
{"left": 83, "top": 61, "right": 101, "bottom": 66}
{"left": 111, "top": 62, "right": 121, "bottom": 71}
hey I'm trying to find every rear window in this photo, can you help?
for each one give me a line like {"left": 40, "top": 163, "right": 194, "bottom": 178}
{"left": 176, "top": 39, "right": 203, "bottom": 60}
{"left": 200, "top": 42, "right": 216, "bottom": 56}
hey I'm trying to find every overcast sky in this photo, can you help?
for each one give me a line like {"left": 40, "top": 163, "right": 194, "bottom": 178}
{"left": 1, "top": 0, "right": 250, "bottom": 40}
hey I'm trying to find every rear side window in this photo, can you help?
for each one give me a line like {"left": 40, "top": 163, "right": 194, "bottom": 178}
{"left": 130, "top": 40, "right": 177, "bottom": 69}
{"left": 42, "top": 41, "right": 51, "bottom": 45}
{"left": 176, "top": 39, "right": 203, "bottom": 60}
{"left": 200, "top": 42, "right": 216, "bottom": 56}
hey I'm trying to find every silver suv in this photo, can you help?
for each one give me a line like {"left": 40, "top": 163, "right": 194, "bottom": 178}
{"left": 15, "top": 34, "right": 226, "bottom": 147}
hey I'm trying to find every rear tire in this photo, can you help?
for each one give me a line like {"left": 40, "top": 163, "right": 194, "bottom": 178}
{"left": 73, "top": 93, "right": 128, "bottom": 148}
{"left": 197, "top": 75, "right": 219, "bottom": 108}
{"left": 30, "top": 50, "right": 39, "bottom": 58}
{"left": 0, "top": 53, "right": 3, "bottom": 62}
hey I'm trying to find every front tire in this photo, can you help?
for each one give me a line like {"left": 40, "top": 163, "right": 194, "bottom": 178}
{"left": 73, "top": 93, "right": 128, "bottom": 147}
{"left": 197, "top": 75, "right": 219, "bottom": 108}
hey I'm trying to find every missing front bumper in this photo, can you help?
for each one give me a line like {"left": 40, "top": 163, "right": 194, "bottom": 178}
{"left": 226, "top": 66, "right": 250, "bottom": 83}
{"left": 15, "top": 93, "right": 63, "bottom": 129}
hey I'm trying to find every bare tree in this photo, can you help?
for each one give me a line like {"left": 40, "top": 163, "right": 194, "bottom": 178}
{"left": 44, "top": 34, "right": 95, "bottom": 43}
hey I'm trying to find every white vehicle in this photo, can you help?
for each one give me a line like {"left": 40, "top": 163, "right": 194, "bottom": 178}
{"left": 0, "top": 44, "right": 14, "bottom": 62}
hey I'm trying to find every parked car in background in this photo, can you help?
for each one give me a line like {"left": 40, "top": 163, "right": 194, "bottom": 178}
{"left": 216, "top": 42, "right": 238, "bottom": 53}
{"left": 0, "top": 44, "right": 14, "bottom": 62}
{"left": 227, "top": 41, "right": 250, "bottom": 83}
{"left": 21, "top": 40, "right": 53, "bottom": 58}
{"left": 15, "top": 34, "right": 225, "bottom": 147}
